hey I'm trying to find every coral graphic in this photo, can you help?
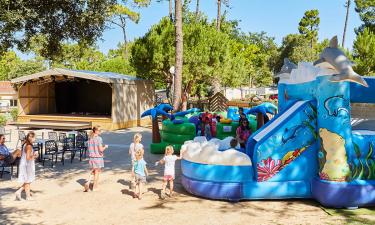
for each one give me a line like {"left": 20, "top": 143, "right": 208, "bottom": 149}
{"left": 257, "top": 157, "right": 282, "bottom": 182}
{"left": 319, "top": 172, "right": 330, "bottom": 180}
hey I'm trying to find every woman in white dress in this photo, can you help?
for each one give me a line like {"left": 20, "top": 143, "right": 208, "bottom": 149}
{"left": 15, "top": 131, "right": 37, "bottom": 201}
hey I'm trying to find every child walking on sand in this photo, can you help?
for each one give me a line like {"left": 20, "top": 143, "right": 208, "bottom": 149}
{"left": 156, "top": 146, "right": 183, "bottom": 199}
{"left": 84, "top": 126, "right": 108, "bottom": 192}
{"left": 15, "top": 132, "right": 38, "bottom": 201}
{"left": 132, "top": 149, "right": 148, "bottom": 200}
{"left": 129, "top": 133, "right": 144, "bottom": 165}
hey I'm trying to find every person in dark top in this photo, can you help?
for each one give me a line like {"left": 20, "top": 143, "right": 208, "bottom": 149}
{"left": 238, "top": 107, "right": 247, "bottom": 124}
{"left": 236, "top": 119, "right": 252, "bottom": 149}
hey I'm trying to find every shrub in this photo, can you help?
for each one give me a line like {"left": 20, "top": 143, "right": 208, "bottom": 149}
{"left": 0, "top": 114, "right": 7, "bottom": 126}
{"left": 10, "top": 108, "right": 18, "bottom": 121}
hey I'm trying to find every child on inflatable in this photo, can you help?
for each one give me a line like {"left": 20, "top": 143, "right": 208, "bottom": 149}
{"left": 155, "top": 146, "right": 184, "bottom": 199}
{"left": 236, "top": 118, "right": 252, "bottom": 150}
{"left": 132, "top": 149, "right": 148, "bottom": 200}
{"left": 238, "top": 107, "right": 247, "bottom": 124}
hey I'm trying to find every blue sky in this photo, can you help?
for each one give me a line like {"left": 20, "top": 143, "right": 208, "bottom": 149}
{"left": 100, "top": 0, "right": 361, "bottom": 53}
{"left": 20, "top": 0, "right": 362, "bottom": 59}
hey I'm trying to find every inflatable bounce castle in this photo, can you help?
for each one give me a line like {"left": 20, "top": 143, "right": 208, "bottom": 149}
{"left": 180, "top": 36, "right": 375, "bottom": 208}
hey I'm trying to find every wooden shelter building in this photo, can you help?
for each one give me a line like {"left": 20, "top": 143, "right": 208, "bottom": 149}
{"left": 10, "top": 68, "right": 154, "bottom": 130}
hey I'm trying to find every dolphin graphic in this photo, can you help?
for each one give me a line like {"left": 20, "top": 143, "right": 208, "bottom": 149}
{"left": 282, "top": 125, "right": 307, "bottom": 144}
{"left": 275, "top": 58, "right": 297, "bottom": 77}
{"left": 314, "top": 36, "right": 368, "bottom": 87}
{"left": 324, "top": 95, "right": 349, "bottom": 117}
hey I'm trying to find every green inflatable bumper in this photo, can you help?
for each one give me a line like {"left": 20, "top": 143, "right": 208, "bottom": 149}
{"left": 150, "top": 142, "right": 182, "bottom": 154}
{"left": 160, "top": 132, "right": 195, "bottom": 144}
{"left": 162, "top": 120, "right": 196, "bottom": 135}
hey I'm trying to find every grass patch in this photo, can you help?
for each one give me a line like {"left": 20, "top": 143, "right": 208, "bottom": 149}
{"left": 321, "top": 207, "right": 375, "bottom": 225}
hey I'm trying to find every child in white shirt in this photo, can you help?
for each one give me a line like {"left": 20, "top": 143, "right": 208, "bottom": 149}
{"left": 129, "top": 133, "right": 144, "bottom": 165}
{"left": 129, "top": 133, "right": 144, "bottom": 189}
{"left": 156, "top": 146, "right": 183, "bottom": 199}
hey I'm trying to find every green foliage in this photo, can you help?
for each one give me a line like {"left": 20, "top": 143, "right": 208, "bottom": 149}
{"left": 353, "top": 28, "right": 375, "bottom": 75}
{"left": 51, "top": 44, "right": 105, "bottom": 70}
{"left": 0, "top": 51, "right": 45, "bottom": 80}
{"left": 298, "top": 9, "right": 320, "bottom": 47}
{"left": 131, "top": 14, "right": 277, "bottom": 95}
{"left": 0, "top": 0, "right": 116, "bottom": 59}
{"left": 0, "top": 114, "right": 7, "bottom": 126}
{"left": 275, "top": 34, "right": 329, "bottom": 72}
{"left": 354, "top": 0, "right": 375, "bottom": 33}
{"left": 8, "top": 58, "right": 45, "bottom": 80}
{"left": 10, "top": 108, "right": 18, "bottom": 122}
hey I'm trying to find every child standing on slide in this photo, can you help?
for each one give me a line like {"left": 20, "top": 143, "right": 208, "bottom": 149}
{"left": 132, "top": 149, "right": 148, "bottom": 200}
{"left": 156, "top": 146, "right": 184, "bottom": 199}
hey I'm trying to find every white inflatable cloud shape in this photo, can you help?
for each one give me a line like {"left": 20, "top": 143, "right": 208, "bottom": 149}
{"left": 279, "top": 62, "right": 337, "bottom": 85}
{"left": 181, "top": 138, "right": 252, "bottom": 166}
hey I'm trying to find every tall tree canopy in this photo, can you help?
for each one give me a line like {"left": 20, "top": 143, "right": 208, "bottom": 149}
{"left": 298, "top": 9, "right": 320, "bottom": 48}
{"left": 107, "top": 1, "right": 150, "bottom": 59}
{"left": 0, "top": 0, "right": 116, "bottom": 59}
{"left": 355, "top": 0, "right": 375, "bottom": 32}
{"left": 0, "top": 51, "right": 45, "bottom": 80}
{"left": 353, "top": 28, "right": 375, "bottom": 75}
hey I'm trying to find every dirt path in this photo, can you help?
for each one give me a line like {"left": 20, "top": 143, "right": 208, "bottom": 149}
{"left": 0, "top": 127, "right": 373, "bottom": 225}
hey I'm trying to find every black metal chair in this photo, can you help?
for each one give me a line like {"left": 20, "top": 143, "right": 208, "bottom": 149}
{"left": 78, "top": 130, "right": 88, "bottom": 141}
{"left": 59, "top": 132, "right": 67, "bottom": 142}
{"left": 48, "top": 132, "right": 58, "bottom": 141}
{"left": 76, "top": 135, "right": 87, "bottom": 158}
{"left": 0, "top": 158, "right": 19, "bottom": 179}
{"left": 16, "top": 131, "right": 26, "bottom": 148}
{"left": 42, "top": 140, "right": 60, "bottom": 167}
{"left": 62, "top": 137, "right": 82, "bottom": 164}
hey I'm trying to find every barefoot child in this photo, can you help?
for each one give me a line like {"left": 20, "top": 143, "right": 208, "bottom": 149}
{"left": 156, "top": 146, "right": 183, "bottom": 199}
{"left": 15, "top": 132, "right": 38, "bottom": 201}
{"left": 132, "top": 149, "right": 148, "bottom": 200}
{"left": 84, "top": 126, "right": 108, "bottom": 192}
{"left": 129, "top": 133, "right": 144, "bottom": 188}
{"left": 129, "top": 133, "right": 144, "bottom": 164}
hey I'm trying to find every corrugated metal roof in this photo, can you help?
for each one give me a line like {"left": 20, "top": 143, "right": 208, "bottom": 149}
{"left": 69, "top": 69, "right": 142, "bottom": 81}
{"left": 11, "top": 68, "right": 148, "bottom": 84}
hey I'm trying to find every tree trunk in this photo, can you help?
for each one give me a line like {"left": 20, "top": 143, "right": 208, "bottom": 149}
{"left": 342, "top": 0, "right": 351, "bottom": 48}
{"left": 216, "top": 0, "right": 221, "bottom": 31}
{"left": 152, "top": 118, "right": 161, "bottom": 143}
{"left": 169, "top": 0, "right": 173, "bottom": 22}
{"left": 120, "top": 16, "right": 128, "bottom": 59}
{"left": 173, "top": 0, "right": 183, "bottom": 111}
{"left": 256, "top": 112, "right": 264, "bottom": 130}
{"left": 212, "top": 78, "right": 221, "bottom": 94}
{"left": 195, "top": 0, "right": 200, "bottom": 17}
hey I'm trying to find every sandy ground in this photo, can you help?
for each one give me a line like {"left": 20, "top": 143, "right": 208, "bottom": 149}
{"left": 0, "top": 127, "right": 374, "bottom": 225}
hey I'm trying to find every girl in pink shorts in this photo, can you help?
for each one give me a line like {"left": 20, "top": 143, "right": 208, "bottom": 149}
{"left": 156, "top": 146, "right": 184, "bottom": 199}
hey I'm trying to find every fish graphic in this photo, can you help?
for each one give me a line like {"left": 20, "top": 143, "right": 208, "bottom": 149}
{"left": 282, "top": 125, "right": 308, "bottom": 144}
{"left": 323, "top": 95, "right": 349, "bottom": 117}
{"left": 314, "top": 36, "right": 368, "bottom": 87}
